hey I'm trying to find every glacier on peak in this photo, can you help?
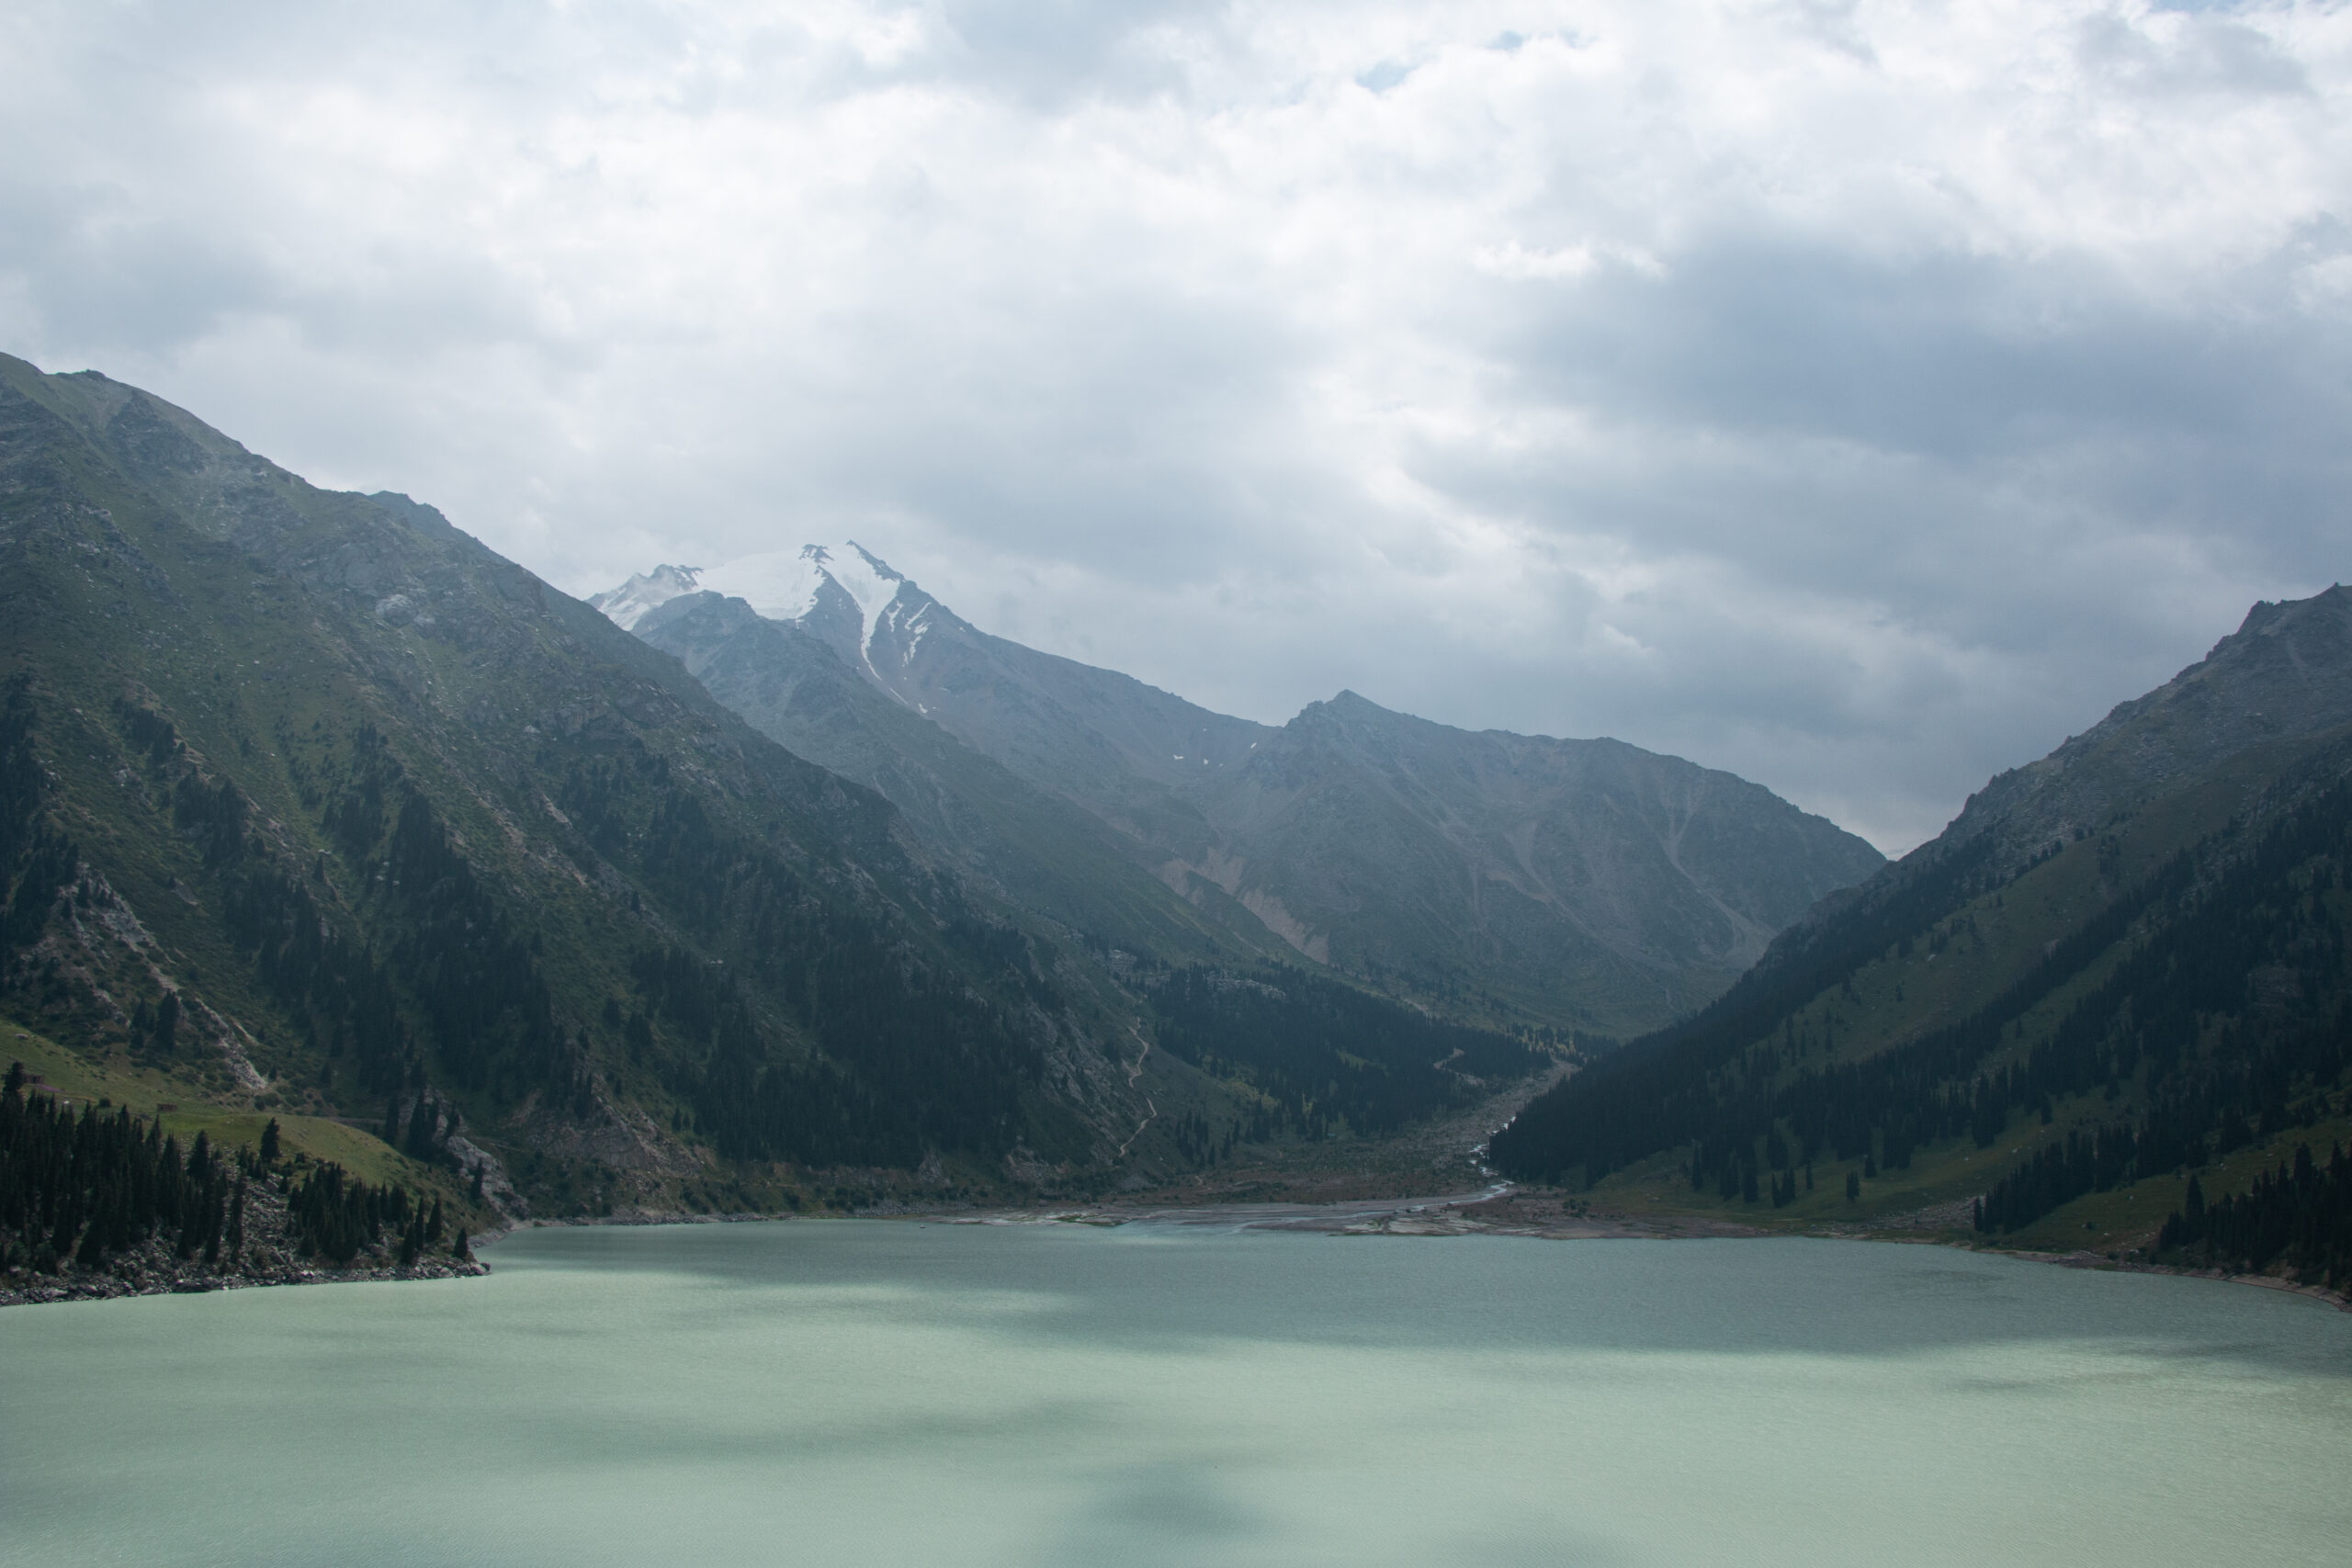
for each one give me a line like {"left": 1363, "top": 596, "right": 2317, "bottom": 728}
{"left": 591, "top": 542, "right": 920, "bottom": 662}
{"left": 810, "top": 542, "right": 908, "bottom": 661}
{"left": 586, "top": 562, "right": 703, "bottom": 632}
{"left": 696, "top": 548, "right": 829, "bottom": 626}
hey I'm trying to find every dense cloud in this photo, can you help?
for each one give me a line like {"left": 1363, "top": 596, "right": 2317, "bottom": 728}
{"left": 4, "top": 0, "right": 2347, "bottom": 850}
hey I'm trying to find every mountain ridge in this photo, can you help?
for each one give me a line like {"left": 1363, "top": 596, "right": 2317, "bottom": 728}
{"left": 1487, "top": 579, "right": 2352, "bottom": 1285}
{"left": 629, "top": 587, "right": 1285, "bottom": 967}
{"left": 602, "top": 547, "right": 1885, "bottom": 1034}
{"left": 1941, "top": 585, "right": 2352, "bottom": 868}
{"left": 0, "top": 352, "right": 1572, "bottom": 1280}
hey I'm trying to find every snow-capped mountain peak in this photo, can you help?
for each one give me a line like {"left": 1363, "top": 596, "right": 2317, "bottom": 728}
{"left": 593, "top": 543, "right": 923, "bottom": 674}
{"left": 807, "top": 543, "right": 908, "bottom": 666}
{"left": 587, "top": 563, "right": 705, "bottom": 632}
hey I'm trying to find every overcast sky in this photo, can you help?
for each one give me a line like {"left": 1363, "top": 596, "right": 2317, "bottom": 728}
{"left": 6, "top": 1, "right": 2348, "bottom": 852}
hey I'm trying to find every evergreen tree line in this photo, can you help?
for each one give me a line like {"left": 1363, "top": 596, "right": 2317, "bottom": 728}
{"left": 1497, "top": 768, "right": 2352, "bottom": 1239}
{"left": 2, "top": 1063, "right": 473, "bottom": 1274}
{"left": 78, "top": 706, "right": 413, "bottom": 1096}
{"left": 381, "top": 1083, "right": 461, "bottom": 1166}
{"left": 374, "top": 792, "right": 566, "bottom": 1099}
{"left": 1169, "top": 1106, "right": 1229, "bottom": 1166}
{"left": 630, "top": 937, "right": 1032, "bottom": 1168}
{"left": 220, "top": 863, "right": 410, "bottom": 1094}
{"left": 248, "top": 722, "right": 569, "bottom": 1111}
{"left": 1971, "top": 1124, "right": 2142, "bottom": 1233}
{"left": 1487, "top": 829, "right": 2016, "bottom": 1187}
{"left": 287, "top": 1158, "right": 462, "bottom": 1267}
{"left": 193, "top": 705, "right": 1059, "bottom": 1175}
{"left": 1498, "top": 837, "right": 2193, "bottom": 1191}
{"left": 1149, "top": 965, "right": 1547, "bottom": 1141}
{"left": 2151, "top": 1143, "right": 2352, "bottom": 1288}
{"left": 1964, "top": 784, "right": 2352, "bottom": 1232}
{"left": 108, "top": 697, "right": 245, "bottom": 870}
{"left": 128, "top": 990, "right": 180, "bottom": 1054}
{"left": 1961, "top": 996, "right": 2349, "bottom": 1237}
{"left": 552, "top": 738, "right": 1048, "bottom": 1168}
{"left": 107, "top": 702, "right": 414, "bottom": 1097}
{"left": 0, "top": 1063, "right": 241, "bottom": 1273}
{"left": 197, "top": 715, "right": 564, "bottom": 1116}
{"left": 1601, "top": 831, "right": 2009, "bottom": 1095}
{"left": 0, "top": 681, "right": 81, "bottom": 957}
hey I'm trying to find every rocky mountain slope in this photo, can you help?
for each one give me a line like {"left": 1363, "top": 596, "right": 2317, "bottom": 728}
{"left": 627, "top": 591, "right": 1286, "bottom": 969}
{"left": 1941, "top": 588, "right": 2352, "bottom": 869}
{"left": 3, "top": 355, "right": 1543, "bottom": 1227}
{"left": 1491, "top": 586, "right": 2352, "bottom": 1283}
{"left": 1190, "top": 691, "right": 1887, "bottom": 1031}
{"left": 599, "top": 548, "right": 1883, "bottom": 1034}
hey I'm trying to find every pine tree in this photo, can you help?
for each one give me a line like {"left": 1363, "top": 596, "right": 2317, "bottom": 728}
{"left": 75, "top": 1211, "right": 107, "bottom": 1268}
{"left": 1845, "top": 1169, "right": 1861, "bottom": 1201}
{"left": 259, "top": 1118, "right": 280, "bottom": 1165}
{"left": 403, "top": 1095, "right": 438, "bottom": 1160}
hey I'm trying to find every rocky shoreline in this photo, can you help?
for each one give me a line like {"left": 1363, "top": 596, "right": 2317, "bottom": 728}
{"left": 2, "top": 1158, "right": 487, "bottom": 1310}
{"left": 14, "top": 1186, "right": 2341, "bottom": 1315}
{"left": 1982, "top": 1246, "right": 2352, "bottom": 1312}
{"left": 0, "top": 1247, "right": 487, "bottom": 1308}
{"left": 896, "top": 1185, "right": 2352, "bottom": 1311}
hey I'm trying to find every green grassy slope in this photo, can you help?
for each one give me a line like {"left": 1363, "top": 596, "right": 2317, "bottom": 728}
{"left": 1493, "top": 592, "right": 2352, "bottom": 1282}
{"left": 2, "top": 1023, "right": 464, "bottom": 1196}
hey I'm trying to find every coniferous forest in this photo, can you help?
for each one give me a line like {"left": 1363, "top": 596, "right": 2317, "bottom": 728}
{"left": 1494, "top": 735, "right": 2352, "bottom": 1288}
{"left": 0, "top": 1063, "right": 474, "bottom": 1287}
{"left": 1149, "top": 965, "right": 1549, "bottom": 1143}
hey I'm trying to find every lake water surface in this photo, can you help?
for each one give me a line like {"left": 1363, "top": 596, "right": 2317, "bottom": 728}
{"left": 5, "top": 1222, "right": 2349, "bottom": 1566}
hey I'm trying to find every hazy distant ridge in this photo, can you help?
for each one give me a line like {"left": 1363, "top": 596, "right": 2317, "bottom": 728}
{"left": 600, "top": 548, "right": 1884, "bottom": 1034}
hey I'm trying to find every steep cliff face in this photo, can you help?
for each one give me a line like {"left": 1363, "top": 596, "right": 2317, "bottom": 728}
{"left": 602, "top": 548, "right": 1885, "bottom": 1034}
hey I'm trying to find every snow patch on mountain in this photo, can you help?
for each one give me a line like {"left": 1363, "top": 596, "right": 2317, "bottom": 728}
{"left": 588, "top": 564, "right": 703, "bottom": 632}
{"left": 595, "top": 543, "right": 924, "bottom": 673}
{"left": 697, "top": 549, "right": 828, "bottom": 623}
{"left": 602, "top": 540, "right": 931, "bottom": 682}
{"left": 819, "top": 542, "right": 909, "bottom": 661}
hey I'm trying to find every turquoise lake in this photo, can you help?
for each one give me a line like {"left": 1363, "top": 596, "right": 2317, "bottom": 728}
{"left": 5, "top": 1221, "right": 2349, "bottom": 1566}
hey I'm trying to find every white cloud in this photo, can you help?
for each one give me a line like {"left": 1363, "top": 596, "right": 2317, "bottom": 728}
{"left": 5, "top": 0, "right": 2349, "bottom": 852}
